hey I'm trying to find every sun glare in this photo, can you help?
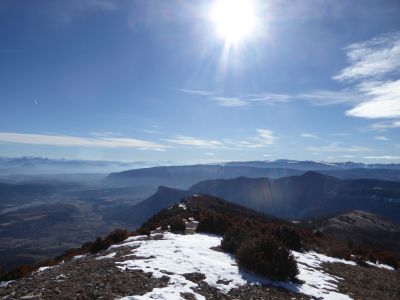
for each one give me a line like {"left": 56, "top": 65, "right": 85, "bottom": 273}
{"left": 210, "top": 0, "right": 258, "bottom": 45}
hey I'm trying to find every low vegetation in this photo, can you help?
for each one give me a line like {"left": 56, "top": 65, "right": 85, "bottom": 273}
{"left": 1, "top": 195, "right": 399, "bottom": 284}
{"left": 237, "top": 237, "right": 299, "bottom": 281}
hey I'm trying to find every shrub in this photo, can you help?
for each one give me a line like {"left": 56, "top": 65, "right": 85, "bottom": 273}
{"left": 273, "top": 225, "right": 302, "bottom": 251}
{"left": 380, "top": 255, "right": 398, "bottom": 270}
{"left": 105, "top": 229, "right": 129, "bottom": 244}
{"left": 196, "top": 213, "right": 231, "bottom": 235}
{"left": 236, "top": 237, "right": 298, "bottom": 282}
{"left": 169, "top": 217, "right": 186, "bottom": 233}
{"left": 221, "top": 226, "right": 249, "bottom": 254}
{"left": 329, "top": 245, "right": 352, "bottom": 261}
{"left": 0, "top": 264, "right": 36, "bottom": 281}
{"left": 161, "top": 223, "right": 169, "bottom": 230}
{"left": 89, "top": 237, "right": 112, "bottom": 254}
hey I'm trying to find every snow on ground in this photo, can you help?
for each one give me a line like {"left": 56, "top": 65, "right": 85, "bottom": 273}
{"left": 366, "top": 261, "right": 395, "bottom": 270}
{"left": 0, "top": 281, "right": 14, "bottom": 288}
{"left": 114, "top": 233, "right": 355, "bottom": 300}
{"left": 284, "top": 251, "right": 355, "bottom": 300}
{"left": 36, "top": 266, "right": 53, "bottom": 272}
{"left": 178, "top": 203, "right": 187, "bottom": 210}
{"left": 96, "top": 252, "right": 116, "bottom": 260}
{"left": 73, "top": 254, "right": 86, "bottom": 260}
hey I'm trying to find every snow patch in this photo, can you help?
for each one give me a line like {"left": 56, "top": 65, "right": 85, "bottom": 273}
{"left": 37, "top": 266, "right": 53, "bottom": 272}
{"left": 115, "top": 233, "right": 355, "bottom": 300}
{"left": 96, "top": 252, "right": 116, "bottom": 260}
{"left": 116, "top": 233, "right": 246, "bottom": 296}
{"left": 366, "top": 261, "right": 395, "bottom": 270}
{"left": 178, "top": 203, "right": 187, "bottom": 210}
{"left": 0, "top": 280, "right": 14, "bottom": 288}
{"left": 285, "top": 251, "right": 356, "bottom": 300}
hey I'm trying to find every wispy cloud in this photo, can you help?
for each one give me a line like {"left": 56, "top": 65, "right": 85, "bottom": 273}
{"left": 306, "top": 142, "right": 370, "bottom": 153}
{"left": 254, "top": 129, "right": 277, "bottom": 146}
{"left": 369, "top": 120, "right": 400, "bottom": 130}
{"left": 0, "top": 132, "right": 166, "bottom": 150}
{"left": 364, "top": 155, "right": 400, "bottom": 160}
{"left": 164, "top": 136, "right": 223, "bottom": 148}
{"left": 297, "top": 90, "right": 359, "bottom": 106}
{"left": 334, "top": 32, "right": 400, "bottom": 82}
{"left": 178, "top": 89, "right": 217, "bottom": 96}
{"left": 165, "top": 129, "right": 277, "bottom": 149}
{"left": 345, "top": 79, "right": 400, "bottom": 118}
{"left": 301, "top": 133, "right": 320, "bottom": 139}
{"left": 203, "top": 152, "right": 215, "bottom": 156}
{"left": 180, "top": 89, "right": 291, "bottom": 108}
{"left": 374, "top": 136, "right": 390, "bottom": 141}
{"left": 212, "top": 97, "right": 249, "bottom": 107}
{"left": 333, "top": 32, "right": 400, "bottom": 119}
{"left": 245, "top": 93, "right": 291, "bottom": 105}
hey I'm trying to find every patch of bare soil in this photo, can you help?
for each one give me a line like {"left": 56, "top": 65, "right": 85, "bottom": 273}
{"left": 323, "top": 262, "right": 400, "bottom": 300}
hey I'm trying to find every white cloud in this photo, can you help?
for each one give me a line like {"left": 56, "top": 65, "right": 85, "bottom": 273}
{"left": 178, "top": 89, "right": 217, "bottom": 96}
{"left": 164, "top": 136, "right": 223, "bottom": 148}
{"left": 301, "top": 133, "right": 319, "bottom": 139}
{"left": 332, "top": 32, "right": 400, "bottom": 119}
{"left": 245, "top": 93, "right": 291, "bottom": 105}
{"left": 374, "top": 136, "right": 390, "bottom": 141}
{"left": 370, "top": 120, "right": 400, "bottom": 130}
{"left": 203, "top": 152, "right": 215, "bottom": 156}
{"left": 306, "top": 142, "right": 370, "bottom": 153}
{"left": 165, "top": 129, "right": 277, "bottom": 149}
{"left": 211, "top": 97, "right": 249, "bottom": 107}
{"left": 178, "top": 33, "right": 400, "bottom": 120}
{"left": 345, "top": 79, "right": 400, "bottom": 118}
{"left": 254, "top": 129, "right": 277, "bottom": 146}
{"left": 334, "top": 32, "right": 400, "bottom": 81}
{"left": 0, "top": 132, "right": 166, "bottom": 150}
{"left": 298, "top": 90, "right": 359, "bottom": 106}
{"left": 364, "top": 156, "right": 400, "bottom": 160}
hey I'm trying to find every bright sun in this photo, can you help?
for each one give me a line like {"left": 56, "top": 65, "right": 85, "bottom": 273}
{"left": 210, "top": 0, "right": 258, "bottom": 45}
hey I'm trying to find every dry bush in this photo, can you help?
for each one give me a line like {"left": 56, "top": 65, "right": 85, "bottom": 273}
{"left": 106, "top": 229, "right": 129, "bottom": 244}
{"left": 237, "top": 237, "right": 299, "bottom": 281}
{"left": 273, "top": 225, "right": 302, "bottom": 251}
{"left": 169, "top": 217, "right": 186, "bottom": 233}
{"left": 221, "top": 226, "right": 251, "bottom": 254}
{"left": 0, "top": 264, "right": 36, "bottom": 281}
{"left": 196, "top": 213, "right": 232, "bottom": 235}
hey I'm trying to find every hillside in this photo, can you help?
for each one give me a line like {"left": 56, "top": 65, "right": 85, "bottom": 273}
{"left": 1, "top": 195, "right": 399, "bottom": 300}
{"left": 188, "top": 172, "right": 400, "bottom": 222}
{"left": 110, "top": 172, "right": 400, "bottom": 227}
{"left": 308, "top": 210, "right": 400, "bottom": 254}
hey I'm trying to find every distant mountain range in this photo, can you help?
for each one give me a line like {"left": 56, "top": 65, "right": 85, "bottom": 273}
{"left": 2, "top": 157, "right": 400, "bottom": 178}
{"left": 224, "top": 159, "right": 400, "bottom": 170}
{"left": 109, "top": 172, "right": 400, "bottom": 226}
{"left": 0, "top": 157, "right": 173, "bottom": 175}
{"left": 106, "top": 163, "right": 400, "bottom": 189}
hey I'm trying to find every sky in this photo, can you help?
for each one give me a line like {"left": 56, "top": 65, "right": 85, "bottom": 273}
{"left": 0, "top": 0, "right": 400, "bottom": 164}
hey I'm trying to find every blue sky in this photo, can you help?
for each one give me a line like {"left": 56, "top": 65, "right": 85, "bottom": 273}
{"left": 0, "top": 0, "right": 400, "bottom": 163}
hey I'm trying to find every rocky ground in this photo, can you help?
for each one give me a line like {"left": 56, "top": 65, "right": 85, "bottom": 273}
{"left": 323, "top": 262, "right": 400, "bottom": 300}
{"left": 0, "top": 234, "right": 399, "bottom": 300}
{"left": 0, "top": 238, "right": 310, "bottom": 300}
